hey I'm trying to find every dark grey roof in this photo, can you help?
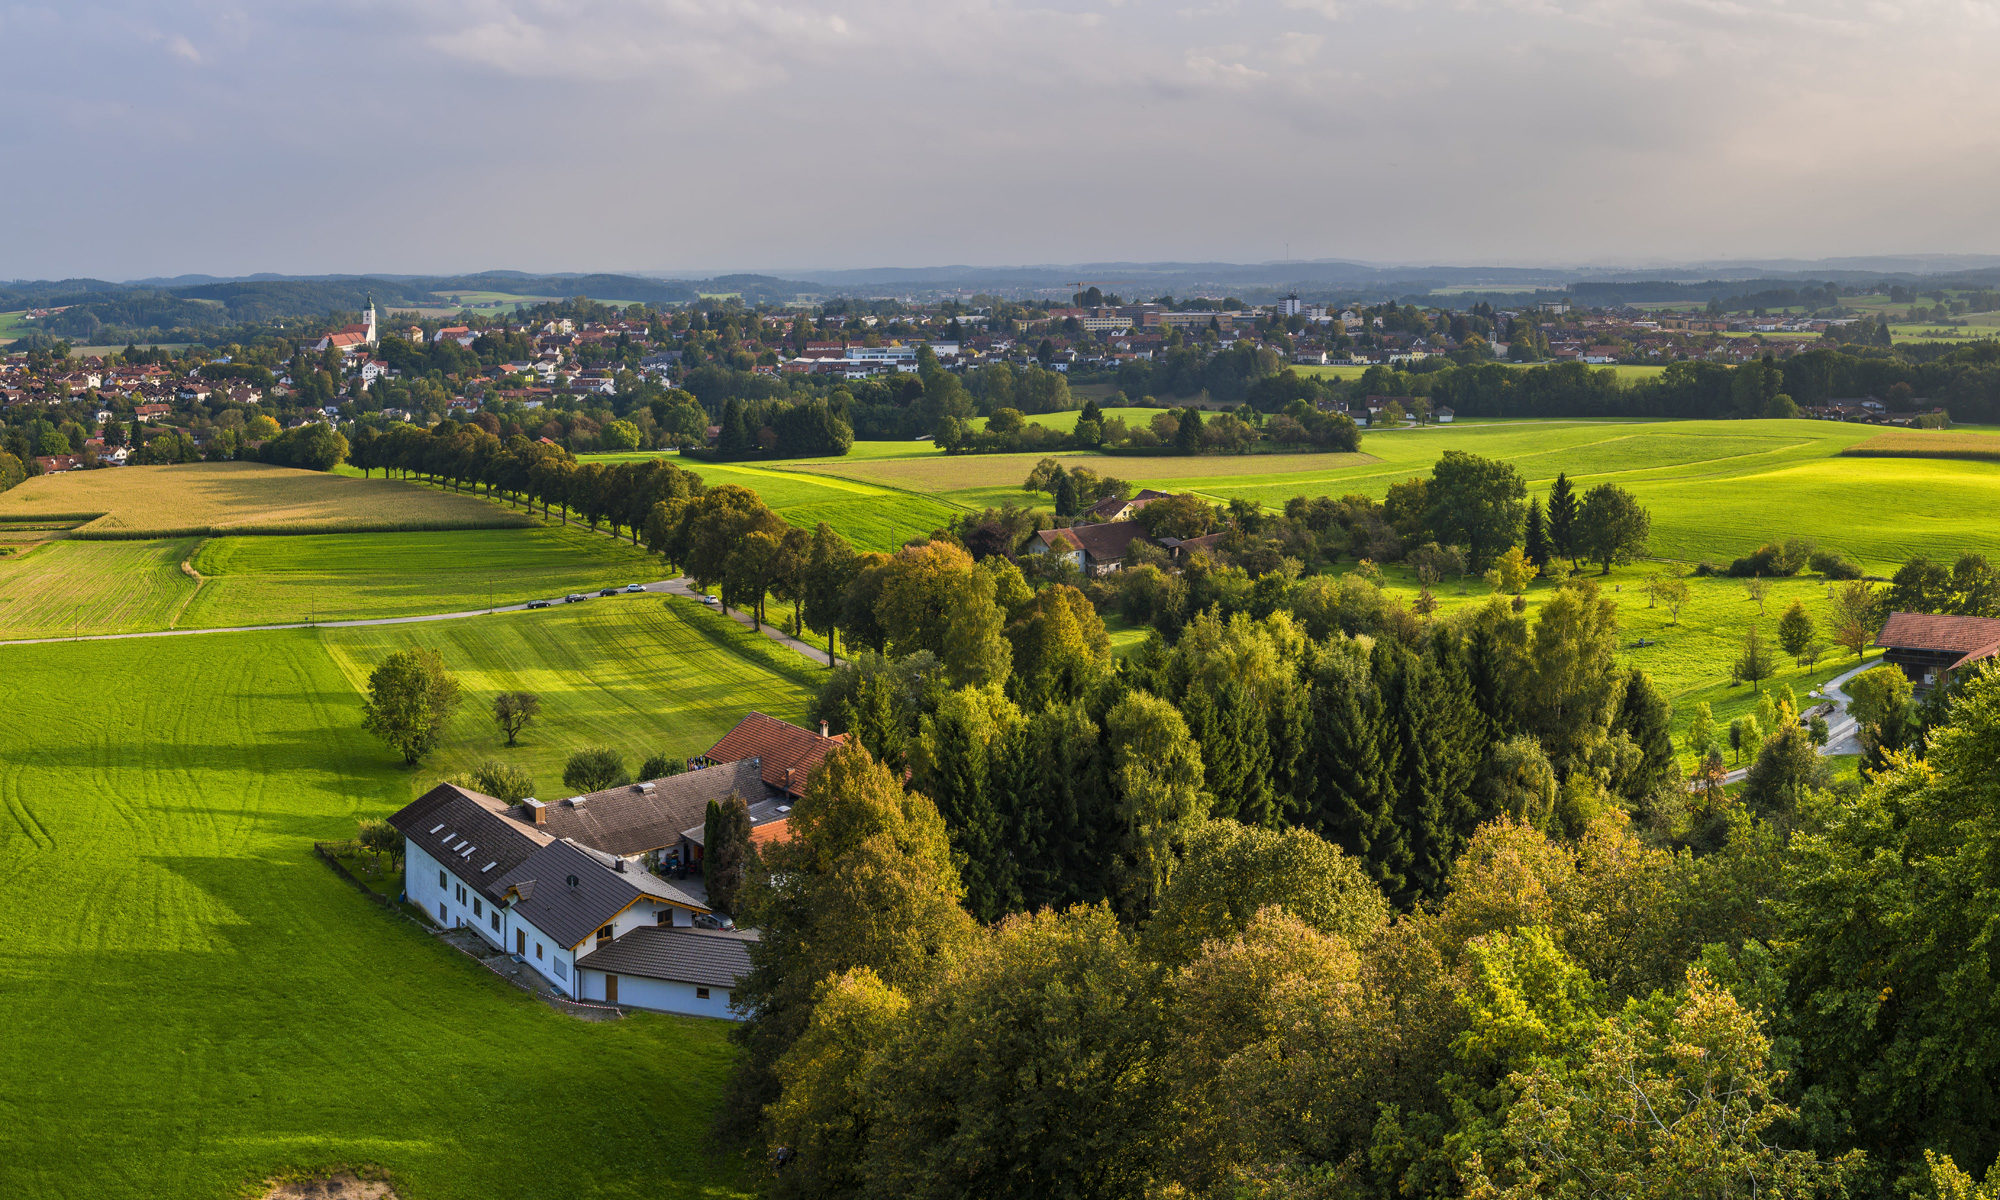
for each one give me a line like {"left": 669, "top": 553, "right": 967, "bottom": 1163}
{"left": 575, "top": 925, "right": 757, "bottom": 989}
{"left": 508, "top": 760, "right": 767, "bottom": 857}
{"left": 493, "top": 839, "right": 707, "bottom": 951}
{"left": 388, "top": 783, "right": 549, "bottom": 902}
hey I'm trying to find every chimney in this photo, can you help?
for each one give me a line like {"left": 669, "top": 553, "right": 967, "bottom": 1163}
{"left": 524, "top": 798, "right": 546, "bottom": 826}
{"left": 820, "top": 719, "right": 830, "bottom": 738}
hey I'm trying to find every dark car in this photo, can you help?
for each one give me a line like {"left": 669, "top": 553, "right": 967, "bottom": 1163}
{"left": 564, "top": 593, "right": 588, "bottom": 604}
{"left": 525, "top": 599, "right": 551, "bottom": 609}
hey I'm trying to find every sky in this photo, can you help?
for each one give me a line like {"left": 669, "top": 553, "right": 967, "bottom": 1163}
{"left": 4, "top": 0, "right": 1999, "bottom": 281}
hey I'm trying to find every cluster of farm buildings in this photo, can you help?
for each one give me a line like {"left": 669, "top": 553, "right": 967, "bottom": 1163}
{"left": 388, "top": 711, "right": 840, "bottom": 1019}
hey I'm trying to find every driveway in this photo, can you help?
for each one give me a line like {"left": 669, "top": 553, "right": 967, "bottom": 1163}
{"left": 1718, "top": 658, "right": 1874, "bottom": 784}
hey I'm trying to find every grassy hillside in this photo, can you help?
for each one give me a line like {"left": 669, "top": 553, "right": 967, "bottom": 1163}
{"left": 320, "top": 595, "right": 823, "bottom": 799}
{"left": 0, "top": 604, "right": 808, "bottom": 1198}
{"left": 0, "top": 462, "right": 528, "bottom": 538}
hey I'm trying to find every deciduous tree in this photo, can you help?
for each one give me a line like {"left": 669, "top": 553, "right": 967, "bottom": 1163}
{"left": 360, "top": 645, "right": 461, "bottom": 764}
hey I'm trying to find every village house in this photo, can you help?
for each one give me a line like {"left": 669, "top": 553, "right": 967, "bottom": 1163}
{"left": 1874, "top": 612, "right": 2000, "bottom": 690}
{"left": 1085, "top": 488, "right": 1173, "bottom": 524}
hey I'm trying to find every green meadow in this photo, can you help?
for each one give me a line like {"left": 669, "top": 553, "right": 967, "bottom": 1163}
{"left": 793, "top": 419, "right": 2000, "bottom": 571}
{"left": 0, "top": 598, "right": 813, "bottom": 1198}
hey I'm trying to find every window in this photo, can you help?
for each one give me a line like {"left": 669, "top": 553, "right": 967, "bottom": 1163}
{"left": 695, "top": 987, "right": 710, "bottom": 1000}
{"left": 438, "top": 902, "right": 446, "bottom": 920}
{"left": 555, "top": 959, "right": 569, "bottom": 980}
{"left": 597, "top": 925, "right": 613, "bottom": 942}
{"left": 490, "top": 911, "right": 500, "bottom": 932}
{"left": 438, "top": 869, "right": 446, "bottom": 889}
{"left": 473, "top": 898, "right": 482, "bottom": 917}
{"left": 535, "top": 943, "right": 543, "bottom": 960}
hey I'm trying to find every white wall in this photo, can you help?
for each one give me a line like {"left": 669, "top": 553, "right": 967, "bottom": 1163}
{"left": 405, "top": 841, "right": 503, "bottom": 949}
{"left": 502, "top": 909, "right": 577, "bottom": 998}
{"left": 575, "top": 969, "right": 740, "bottom": 1020}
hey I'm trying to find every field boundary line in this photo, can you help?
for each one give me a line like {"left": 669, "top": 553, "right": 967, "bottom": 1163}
{"left": 168, "top": 537, "right": 209, "bottom": 630}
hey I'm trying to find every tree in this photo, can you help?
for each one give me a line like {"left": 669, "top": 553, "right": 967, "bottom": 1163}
{"left": 1783, "top": 668, "right": 2000, "bottom": 1181}
{"left": 1744, "top": 575, "right": 1770, "bottom": 615}
{"left": 639, "top": 753, "right": 686, "bottom": 780}
{"left": 1546, "top": 471, "right": 1578, "bottom": 566}
{"left": 1136, "top": 492, "right": 1215, "bottom": 540}
{"left": 356, "top": 817, "right": 401, "bottom": 873}
{"left": 802, "top": 522, "right": 859, "bottom": 667}
{"left": 1174, "top": 406, "right": 1204, "bottom": 454}
{"left": 1466, "top": 967, "right": 1861, "bottom": 1200}
{"left": 704, "top": 792, "right": 755, "bottom": 915}
{"left": 1105, "top": 691, "right": 1207, "bottom": 918}
{"left": 1829, "top": 580, "right": 1879, "bottom": 658}
{"left": 1522, "top": 498, "right": 1551, "bottom": 567}
{"left": 1424, "top": 450, "right": 1527, "bottom": 570}
{"left": 1688, "top": 701, "right": 1717, "bottom": 760}
{"left": 468, "top": 759, "right": 535, "bottom": 803}
{"left": 1140, "top": 820, "right": 1388, "bottom": 967}
{"left": 1654, "top": 575, "right": 1691, "bottom": 625}
{"left": 1486, "top": 544, "right": 1539, "bottom": 595}
{"left": 491, "top": 690, "right": 540, "bottom": 746}
{"left": 875, "top": 541, "right": 1011, "bottom": 687}
{"left": 1777, "top": 600, "right": 1817, "bottom": 665}
{"left": 1845, "top": 664, "right": 1913, "bottom": 759}
{"left": 1887, "top": 555, "right": 1954, "bottom": 614}
{"left": 562, "top": 746, "right": 629, "bottom": 793}
{"left": 1733, "top": 624, "right": 1775, "bottom": 684}
{"left": 1004, "top": 584, "right": 1111, "bottom": 707}
{"left": 360, "top": 645, "right": 461, "bottom": 764}
{"left": 1576, "top": 482, "right": 1651, "bottom": 574}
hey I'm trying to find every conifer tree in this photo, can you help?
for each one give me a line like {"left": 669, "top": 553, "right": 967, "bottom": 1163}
{"left": 1547, "top": 471, "right": 1578, "bottom": 566}
{"left": 1306, "top": 643, "right": 1406, "bottom": 898}
{"left": 1523, "top": 497, "right": 1552, "bottom": 567}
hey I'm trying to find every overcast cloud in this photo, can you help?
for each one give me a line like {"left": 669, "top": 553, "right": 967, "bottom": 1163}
{"left": 2, "top": 0, "right": 1996, "bottom": 279}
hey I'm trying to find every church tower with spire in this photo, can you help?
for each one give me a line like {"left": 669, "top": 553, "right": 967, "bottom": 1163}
{"left": 364, "top": 296, "right": 378, "bottom": 346}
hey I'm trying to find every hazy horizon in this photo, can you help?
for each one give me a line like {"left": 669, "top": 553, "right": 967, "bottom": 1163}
{"left": 7, "top": 1, "right": 1999, "bottom": 280}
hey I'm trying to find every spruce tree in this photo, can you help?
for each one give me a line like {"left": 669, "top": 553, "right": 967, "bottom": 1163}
{"left": 1523, "top": 497, "right": 1551, "bottom": 567}
{"left": 1305, "top": 644, "right": 1406, "bottom": 899}
{"left": 913, "top": 691, "right": 1020, "bottom": 922}
{"left": 1547, "top": 471, "right": 1578, "bottom": 566}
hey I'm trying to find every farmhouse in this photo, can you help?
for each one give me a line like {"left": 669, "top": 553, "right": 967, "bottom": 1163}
{"left": 1874, "top": 611, "right": 2000, "bottom": 689}
{"left": 693, "top": 710, "right": 845, "bottom": 802}
{"left": 1085, "top": 488, "right": 1172, "bottom": 524}
{"left": 1027, "top": 519, "right": 1155, "bottom": 576}
{"left": 388, "top": 762, "right": 774, "bottom": 1019}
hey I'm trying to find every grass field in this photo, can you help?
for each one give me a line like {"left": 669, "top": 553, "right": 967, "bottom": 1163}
{"left": 0, "top": 525, "right": 664, "bottom": 640}
{"left": 582, "top": 453, "right": 962, "bottom": 552}
{"left": 0, "top": 463, "right": 529, "bottom": 539}
{"left": 796, "top": 419, "right": 2000, "bottom": 571}
{"left": 0, "top": 597, "right": 817, "bottom": 1198}
{"left": 0, "top": 309, "right": 31, "bottom": 343}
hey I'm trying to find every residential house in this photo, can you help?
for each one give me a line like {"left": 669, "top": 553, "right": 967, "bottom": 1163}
{"left": 1085, "top": 487, "right": 1172, "bottom": 524}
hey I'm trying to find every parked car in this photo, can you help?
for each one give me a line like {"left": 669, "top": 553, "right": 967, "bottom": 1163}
{"left": 599, "top": 587, "right": 620, "bottom": 597}
{"left": 564, "top": 593, "right": 588, "bottom": 603}
{"left": 693, "top": 913, "right": 736, "bottom": 931}
{"left": 525, "top": 599, "right": 551, "bottom": 609}
{"left": 624, "top": 583, "right": 647, "bottom": 593}
{"left": 700, "top": 594, "right": 720, "bottom": 606}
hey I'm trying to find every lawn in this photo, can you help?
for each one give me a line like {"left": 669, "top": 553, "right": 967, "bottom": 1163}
{"left": 0, "top": 605, "right": 805, "bottom": 1198}
{"left": 0, "top": 463, "right": 529, "bottom": 538}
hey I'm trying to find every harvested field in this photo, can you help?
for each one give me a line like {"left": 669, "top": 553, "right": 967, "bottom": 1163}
{"left": 0, "top": 463, "right": 531, "bottom": 538}
{"left": 1841, "top": 428, "right": 2000, "bottom": 463}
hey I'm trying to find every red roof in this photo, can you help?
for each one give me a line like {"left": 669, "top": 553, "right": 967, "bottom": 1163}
{"left": 1876, "top": 611, "right": 2000, "bottom": 669}
{"left": 698, "top": 712, "right": 845, "bottom": 798}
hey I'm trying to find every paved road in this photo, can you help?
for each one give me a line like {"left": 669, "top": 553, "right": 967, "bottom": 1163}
{"left": 1718, "top": 658, "right": 1874, "bottom": 785}
{"left": 655, "top": 577, "right": 835, "bottom": 666}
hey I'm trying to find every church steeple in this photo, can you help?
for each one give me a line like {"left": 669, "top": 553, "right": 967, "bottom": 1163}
{"left": 364, "top": 295, "right": 377, "bottom": 346}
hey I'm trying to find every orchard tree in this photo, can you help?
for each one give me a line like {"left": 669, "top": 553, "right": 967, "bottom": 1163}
{"left": 1576, "top": 482, "right": 1651, "bottom": 574}
{"left": 491, "top": 690, "right": 540, "bottom": 746}
{"left": 1777, "top": 600, "right": 1817, "bottom": 665}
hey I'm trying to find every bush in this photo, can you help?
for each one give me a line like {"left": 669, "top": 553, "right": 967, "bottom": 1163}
{"left": 1809, "top": 549, "right": 1864, "bottom": 580}
{"left": 1728, "top": 537, "right": 1814, "bottom": 578}
{"left": 469, "top": 759, "right": 535, "bottom": 803}
{"left": 562, "top": 747, "right": 630, "bottom": 794}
